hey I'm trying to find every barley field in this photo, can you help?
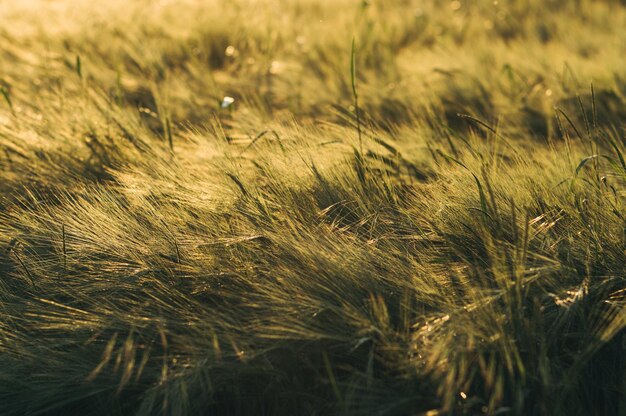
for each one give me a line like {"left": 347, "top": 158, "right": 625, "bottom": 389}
{"left": 1, "top": 1, "right": 625, "bottom": 415}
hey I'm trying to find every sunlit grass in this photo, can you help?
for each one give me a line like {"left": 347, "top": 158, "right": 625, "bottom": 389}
{"left": 1, "top": 0, "right": 625, "bottom": 415}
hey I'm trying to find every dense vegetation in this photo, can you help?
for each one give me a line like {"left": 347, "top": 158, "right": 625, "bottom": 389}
{"left": 1, "top": 0, "right": 625, "bottom": 414}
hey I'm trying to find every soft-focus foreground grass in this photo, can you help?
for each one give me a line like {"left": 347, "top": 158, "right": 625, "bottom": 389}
{"left": 1, "top": 0, "right": 626, "bottom": 414}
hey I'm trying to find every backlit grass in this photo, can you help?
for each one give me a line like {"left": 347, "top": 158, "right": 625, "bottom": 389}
{"left": 0, "top": 1, "right": 625, "bottom": 415}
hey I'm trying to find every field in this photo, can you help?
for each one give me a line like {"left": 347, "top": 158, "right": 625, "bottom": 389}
{"left": 1, "top": 0, "right": 625, "bottom": 414}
